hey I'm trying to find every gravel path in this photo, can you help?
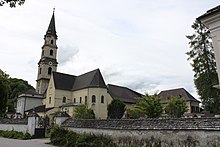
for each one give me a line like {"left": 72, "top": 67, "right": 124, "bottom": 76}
{"left": 0, "top": 137, "right": 55, "bottom": 147}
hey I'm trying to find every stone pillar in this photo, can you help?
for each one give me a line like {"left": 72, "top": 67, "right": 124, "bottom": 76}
{"left": 54, "top": 112, "right": 70, "bottom": 126}
{"left": 27, "top": 113, "right": 39, "bottom": 136}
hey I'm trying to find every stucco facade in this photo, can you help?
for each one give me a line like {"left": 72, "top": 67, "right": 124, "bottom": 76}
{"left": 44, "top": 74, "right": 113, "bottom": 119}
{"left": 16, "top": 92, "right": 43, "bottom": 116}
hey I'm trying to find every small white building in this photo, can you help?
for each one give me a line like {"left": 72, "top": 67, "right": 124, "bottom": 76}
{"left": 16, "top": 90, "right": 43, "bottom": 116}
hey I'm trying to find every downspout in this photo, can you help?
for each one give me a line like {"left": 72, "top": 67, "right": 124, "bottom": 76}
{"left": 24, "top": 96, "right": 26, "bottom": 116}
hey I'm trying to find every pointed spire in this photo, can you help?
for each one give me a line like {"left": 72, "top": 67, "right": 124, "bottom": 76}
{"left": 45, "top": 9, "right": 57, "bottom": 39}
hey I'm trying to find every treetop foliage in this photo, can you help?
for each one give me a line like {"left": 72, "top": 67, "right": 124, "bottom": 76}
{"left": 165, "top": 96, "right": 188, "bottom": 118}
{"left": 186, "top": 20, "right": 216, "bottom": 79}
{"left": 0, "top": 0, "right": 25, "bottom": 7}
{"left": 107, "top": 99, "right": 126, "bottom": 119}
{"left": 186, "top": 20, "right": 220, "bottom": 114}
{"left": 74, "top": 104, "right": 95, "bottom": 119}
{"left": 135, "top": 95, "right": 163, "bottom": 118}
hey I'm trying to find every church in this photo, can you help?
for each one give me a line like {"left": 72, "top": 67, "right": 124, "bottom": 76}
{"left": 16, "top": 11, "right": 142, "bottom": 119}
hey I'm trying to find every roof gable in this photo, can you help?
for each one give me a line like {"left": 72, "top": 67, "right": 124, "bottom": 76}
{"left": 53, "top": 69, "right": 107, "bottom": 91}
{"left": 72, "top": 69, "right": 107, "bottom": 90}
{"left": 107, "top": 84, "right": 142, "bottom": 103}
{"left": 158, "top": 88, "right": 200, "bottom": 103}
{"left": 53, "top": 72, "right": 76, "bottom": 90}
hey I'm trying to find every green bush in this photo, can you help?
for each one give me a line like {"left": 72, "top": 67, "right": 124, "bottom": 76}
{"left": 0, "top": 130, "right": 31, "bottom": 140}
{"left": 50, "top": 125, "right": 68, "bottom": 146}
{"left": 50, "top": 125, "right": 116, "bottom": 147}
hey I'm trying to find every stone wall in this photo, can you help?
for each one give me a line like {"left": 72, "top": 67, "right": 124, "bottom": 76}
{"left": 62, "top": 118, "right": 220, "bottom": 147}
{"left": 0, "top": 118, "right": 28, "bottom": 133}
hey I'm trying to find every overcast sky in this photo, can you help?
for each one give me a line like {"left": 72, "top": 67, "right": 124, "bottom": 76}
{"left": 0, "top": 0, "right": 219, "bottom": 98}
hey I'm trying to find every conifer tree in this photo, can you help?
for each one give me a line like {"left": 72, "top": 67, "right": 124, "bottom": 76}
{"left": 186, "top": 20, "right": 220, "bottom": 114}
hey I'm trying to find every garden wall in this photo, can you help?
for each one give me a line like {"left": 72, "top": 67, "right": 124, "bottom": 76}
{"left": 62, "top": 118, "right": 220, "bottom": 146}
{"left": 0, "top": 118, "right": 28, "bottom": 133}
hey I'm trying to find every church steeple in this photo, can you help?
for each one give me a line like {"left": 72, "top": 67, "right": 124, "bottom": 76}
{"left": 45, "top": 10, "right": 57, "bottom": 39}
{"left": 36, "top": 10, "right": 58, "bottom": 94}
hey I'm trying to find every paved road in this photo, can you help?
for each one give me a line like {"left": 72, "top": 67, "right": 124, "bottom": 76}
{"left": 0, "top": 137, "right": 55, "bottom": 147}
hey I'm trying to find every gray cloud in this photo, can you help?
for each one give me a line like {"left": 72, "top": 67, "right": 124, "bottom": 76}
{"left": 58, "top": 45, "right": 79, "bottom": 64}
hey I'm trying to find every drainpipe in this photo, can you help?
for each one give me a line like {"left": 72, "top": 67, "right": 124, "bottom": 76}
{"left": 24, "top": 96, "right": 26, "bottom": 116}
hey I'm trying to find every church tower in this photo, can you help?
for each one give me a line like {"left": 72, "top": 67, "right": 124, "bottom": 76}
{"left": 36, "top": 11, "right": 58, "bottom": 94}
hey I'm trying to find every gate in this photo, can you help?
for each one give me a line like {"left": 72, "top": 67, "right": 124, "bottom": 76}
{"left": 33, "top": 116, "right": 49, "bottom": 138}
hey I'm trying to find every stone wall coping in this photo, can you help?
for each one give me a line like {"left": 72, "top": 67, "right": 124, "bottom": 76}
{"left": 0, "top": 118, "right": 28, "bottom": 125}
{"left": 62, "top": 118, "right": 220, "bottom": 131}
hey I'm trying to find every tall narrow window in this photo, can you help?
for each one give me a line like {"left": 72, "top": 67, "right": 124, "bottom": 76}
{"left": 39, "top": 68, "right": 42, "bottom": 74}
{"left": 80, "top": 97, "right": 82, "bottom": 103}
{"left": 63, "top": 96, "right": 67, "bottom": 103}
{"left": 48, "top": 67, "right": 52, "bottom": 75}
{"left": 50, "top": 50, "right": 53, "bottom": 56}
{"left": 92, "top": 95, "right": 96, "bottom": 103}
{"left": 49, "top": 97, "right": 51, "bottom": 104}
{"left": 85, "top": 96, "right": 87, "bottom": 105}
{"left": 42, "top": 50, "right": 44, "bottom": 56}
{"left": 51, "top": 40, "right": 54, "bottom": 44}
{"left": 73, "top": 98, "right": 76, "bottom": 103}
{"left": 101, "top": 96, "right": 104, "bottom": 103}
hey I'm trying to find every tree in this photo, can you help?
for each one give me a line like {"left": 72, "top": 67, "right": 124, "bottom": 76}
{"left": 7, "top": 78, "right": 34, "bottom": 113}
{"left": 0, "top": 69, "right": 10, "bottom": 115}
{"left": 165, "top": 96, "right": 188, "bottom": 118}
{"left": 186, "top": 20, "right": 220, "bottom": 114}
{"left": 74, "top": 105, "right": 95, "bottom": 119}
{"left": 107, "top": 99, "right": 126, "bottom": 119}
{"left": 0, "top": 0, "right": 25, "bottom": 7}
{"left": 9, "top": 78, "right": 34, "bottom": 99}
{"left": 126, "top": 108, "right": 144, "bottom": 119}
{"left": 135, "top": 95, "right": 163, "bottom": 118}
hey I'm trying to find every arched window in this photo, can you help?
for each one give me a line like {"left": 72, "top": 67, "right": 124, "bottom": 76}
{"left": 101, "top": 96, "right": 104, "bottom": 103}
{"left": 85, "top": 96, "right": 87, "bottom": 104}
{"left": 63, "top": 96, "right": 66, "bottom": 103}
{"left": 42, "top": 50, "right": 44, "bottom": 56}
{"left": 50, "top": 50, "right": 53, "bottom": 56}
{"left": 48, "top": 67, "right": 52, "bottom": 75}
{"left": 49, "top": 97, "right": 51, "bottom": 104}
{"left": 51, "top": 40, "right": 54, "bottom": 44}
{"left": 73, "top": 98, "right": 76, "bottom": 103}
{"left": 92, "top": 95, "right": 96, "bottom": 103}
{"left": 80, "top": 97, "right": 82, "bottom": 103}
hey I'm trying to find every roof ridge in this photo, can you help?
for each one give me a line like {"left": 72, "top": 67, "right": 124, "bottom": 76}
{"left": 108, "top": 84, "right": 142, "bottom": 96}
{"left": 77, "top": 68, "right": 99, "bottom": 77}
{"left": 53, "top": 71, "right": 76, "bottom": 77}
{"left": 160, "top": 87, "right": 184, "bottom": 92}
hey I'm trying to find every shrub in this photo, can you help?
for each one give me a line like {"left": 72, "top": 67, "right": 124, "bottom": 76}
{"left": 50, "top": 125, "right": 68, "bottom": 146}
{"left": 50, "top": 125, "right": 116, "bottom": 147}
{"left": 0, "top": 130, "right": 31, "bottom": 140}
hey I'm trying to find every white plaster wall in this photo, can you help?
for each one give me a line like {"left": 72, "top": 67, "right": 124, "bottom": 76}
{"left": 25, "top": 98, "right": 42, "bottom": 111}
{"left": 16, "top": 97, "right": 25, "bottom": 115}
{"left": 55, "top": 89, "right": 72, "bottom": 107}
{"left": 45, "top": 76, "right": 56, "bottom": 108}
{"left": 67, "top": 127, "right": 220, "bottom": 147}
{"left": 0, "top": 124, "right": 28, "bottom": 133}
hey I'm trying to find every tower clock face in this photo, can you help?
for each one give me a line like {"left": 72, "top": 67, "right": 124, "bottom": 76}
{"left": 49, "top": 61, "right": 53, "bottom": 66}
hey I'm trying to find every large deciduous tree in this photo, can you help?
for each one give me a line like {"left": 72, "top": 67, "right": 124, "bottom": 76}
{"left": 186, "top": 20, "right": 220, "bottom": 114}
{"left": 165, "top": 96, "right": 188, "bottom": 118}
{"left": 0, "top": 0, "right": 25, "bottom": 7}
{"left": 135, "top": 95, "right": 163, "bottom": 118}
{"left": 0, "top": 69, "right": 10, "bottom": 115}
{"left": 107, "top": 99, "right": 126, "bottom": 119}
